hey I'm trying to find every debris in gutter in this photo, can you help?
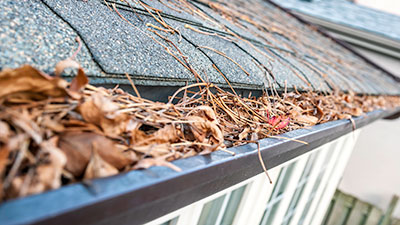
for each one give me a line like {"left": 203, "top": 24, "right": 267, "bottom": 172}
{"left": 0, "top": 62, "right": 399, "bottom": 202}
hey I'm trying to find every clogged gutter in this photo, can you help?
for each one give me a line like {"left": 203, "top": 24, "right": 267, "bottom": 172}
{"left": 0, "top": 62, "right": 399, "bottom": 202}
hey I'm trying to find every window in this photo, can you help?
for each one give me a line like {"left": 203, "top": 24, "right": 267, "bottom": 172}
{"left": 281, "top": 152, "right": 319, "bottom": 225}
{"left": 197, "top": 185, "right": 247, "bottom": 225}
{"left": 220, "top": 185, "right": 247, "bottom": 225}
{"left": 259, "top": 161, "right": 297, "bottom": 225}
{"left": 298, "top": 145, "right": 336, "bottom": 224}
{"left": 310, "top": 141, "right": 346, "bottom": 224}
{"left": 159, "top": 217, "right": 178, "bottom": 225}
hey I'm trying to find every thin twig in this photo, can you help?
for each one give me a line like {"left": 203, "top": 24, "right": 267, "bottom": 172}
{"left": 125, "top": 73, "right": 141, "bottom": 98}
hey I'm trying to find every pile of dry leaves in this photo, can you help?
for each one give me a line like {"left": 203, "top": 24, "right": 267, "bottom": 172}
{"left": 0, "top": 62, "right": 399, "bottom": 202}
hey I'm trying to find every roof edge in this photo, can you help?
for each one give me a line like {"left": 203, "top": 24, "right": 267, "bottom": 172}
{"left": 289, "top": 11, "right": 400, "bottom": 59}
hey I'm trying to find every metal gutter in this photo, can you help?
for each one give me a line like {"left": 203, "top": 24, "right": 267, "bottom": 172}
{"left": 1, "top": 107, "right": 399, "bottom": 225}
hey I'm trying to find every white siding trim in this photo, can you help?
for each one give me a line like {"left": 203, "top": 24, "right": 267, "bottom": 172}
{"left": 288, "top": 145, "right": 329, "bottom": 225}
{"left": 233, "top": 169, "right": 282, "bottom": 225}
{"left": 310, "top": 131, "right": 361, "bottom": 225}
{"left": 300, "top": 136, "right": 345, "bottom": 225}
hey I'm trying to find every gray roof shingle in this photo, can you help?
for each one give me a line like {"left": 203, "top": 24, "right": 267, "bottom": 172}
{"left": 1, "top": 0, "right": 399, "bottom": 94}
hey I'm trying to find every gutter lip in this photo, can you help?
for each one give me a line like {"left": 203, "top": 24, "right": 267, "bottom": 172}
{"left": 1, "top": 107, "right": 399, "bottom": 225}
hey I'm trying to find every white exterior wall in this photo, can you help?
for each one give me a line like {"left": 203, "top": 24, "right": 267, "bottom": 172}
{"left": 356, "top": 0, "right": 400, "bottom": 16}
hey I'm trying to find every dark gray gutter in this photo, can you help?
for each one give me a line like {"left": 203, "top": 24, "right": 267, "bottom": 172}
{"left": 1, "top": 107, "right": 399, "bottom": 225}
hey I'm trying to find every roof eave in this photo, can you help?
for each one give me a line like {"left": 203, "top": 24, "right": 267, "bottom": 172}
{"left": 287, "top": 10, "right": 400, "bottom": 59}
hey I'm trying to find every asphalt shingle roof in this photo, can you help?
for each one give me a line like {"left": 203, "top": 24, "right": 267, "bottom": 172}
{"left": 1, "top": 0, "right": 399, "bottom": 95}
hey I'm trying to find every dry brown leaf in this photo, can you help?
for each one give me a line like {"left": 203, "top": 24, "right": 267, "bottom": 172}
{"left": 185, "top": 115, "right": 225, "bottom": 152}
{"left": 0, "top": 121, "right": 10, "bottom": 142}
{"left": 0, "top": 146, "right": 9, "bottom": 178}
{"left": 130, "top": 127, "right": 149, "bottom": 144}
{"left": 69, "top": 68, "right": 89, "bottom": 92}
{"left": 294, "top": 115, "right": 318, "bottom": 125}
{"left": 58, "top": 132, "right": 132, "bottom": 176}
{"left": 9, "top": 138, "right": 66, "bottom": 198}
{"left": 239, "top": 127, "right": 250, "bottom": 140}
{"left": 122, "top": 149, "right": 139, "bottom": 163}
{"left": 315, "top": 104, "right": 325, "bottom": 122}
{"left": 132, "top": 143, "right": 171, "bottom": 157}
{"left": 99, "top": 114, "right": 130, "bottom": 138}
{"left": 135, "top": 125, "right": 180, "bottom": 146}
{"left": 350, "top": 107, "right": 363, "bottom": 117}
{"left": 84, "top": 149, "right": 118, "bottom": 179}
{"left": 79, "top": 93, "right": 129, "bottom": 137}
{"left": 133, "top": 157, "right": 182, "bottom": 172}
{"left": 0, "top": 65, "right": 68, "bottom": 101}
{"left": 35, "top": 138, "right": 67, "bottom": 190}
{"left": 189, "top": 106, "right": 217, "bottom": 122}
{"left": 79, "top": 94, "right": 112, "bottom": 125}
{"left": 153, "top": 125, "right": 180, "bottom": 143}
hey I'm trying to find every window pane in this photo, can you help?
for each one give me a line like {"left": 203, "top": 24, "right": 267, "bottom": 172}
{"left": 308, "top": 143, "right": 341, "bottom": 223}
{"left": 159, "top": 217, "right": 178, "bottom": 225}
{"left": 197, "top": 185, "right": 247, "bottom": 225}
{"left": 276, "top": 162, "right": 296, "bottom": 196}
{"left": 282, "top": 153, "right": 319, "bottom": 225}
{"left": 298, "top": 198, "right": 313, "bottom": 225}
{"left": 197, "top": 194, "right": 226, "bottom": 225}
{"left": 220, "top": 185, "right": 247, "bottom": 225}
{"left": 260, "top": 162, "right": 297, "bottom": 225}
{"left": 298, "top": 165, "right": 328, "bottom": 224}
{"left": 260, "top": 200, "right": 280, "bottom": 225}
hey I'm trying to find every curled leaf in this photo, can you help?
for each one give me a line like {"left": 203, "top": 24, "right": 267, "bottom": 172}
{"left": 69, "top": 68, "right": 88, "bottom": 92}
{"left": 79, "top": 93, "right": 129, "bottom": 137}
{"left": 58, "top": 132, "right": 132, "bottom": 177}
{"left": 54, "top": 58, "right": 80, "bottom": 77}
{"left": 185, "top": 116, "right": 224, "bottom": 150}
{"left": 294, "top": 115, "right": 318, "bottom": 126}
{"left": 239, "top": 127, "right": 250, "bottom": 140}
{"left": 0, "top": 146, "right": 9, "bottom": 178}
{"left": 133, "top": 143, "right": 171, "bottom": 157}
{"left": 84, "top": 149, "right": 118, "bottom": 179}
{"left": 0, "top": 65, "right": 68, "bottom": 101}
{"left": 133, "top": 157, "right": 181, "bottom": 172}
